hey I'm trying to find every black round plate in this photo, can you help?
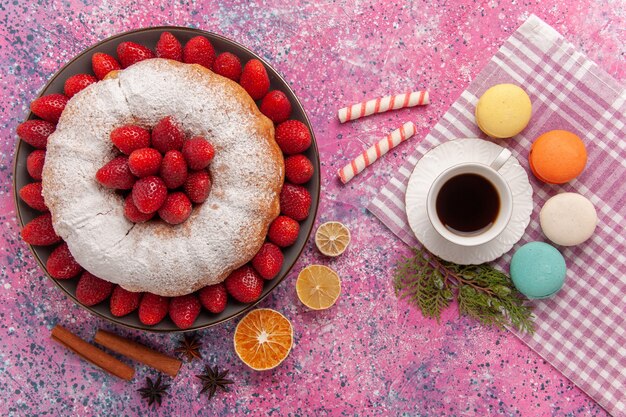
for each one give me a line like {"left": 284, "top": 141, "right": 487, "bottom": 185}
{"left": 13, "top": 27, "right": 320, "bottom": 332}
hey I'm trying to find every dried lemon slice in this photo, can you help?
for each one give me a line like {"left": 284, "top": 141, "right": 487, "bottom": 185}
{"left": 296, "top": 265, "right": 341, "bottom": 310}
{"left": 233, "top": 308, "right": 293, "bottom": 371}
{"left": 315, "top": 221, "right": 351, "bottom": 256}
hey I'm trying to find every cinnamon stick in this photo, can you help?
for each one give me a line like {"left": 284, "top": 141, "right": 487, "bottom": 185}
{"left": 51, "top": 325, "right": 134, "bottom": 381}
{"left": 94, "top": 329, "right": 182, "bottom": 377}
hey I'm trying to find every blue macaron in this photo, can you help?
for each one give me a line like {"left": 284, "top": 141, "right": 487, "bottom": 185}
{"left": 510, "top": 242, "right": 567, "bottom": 299}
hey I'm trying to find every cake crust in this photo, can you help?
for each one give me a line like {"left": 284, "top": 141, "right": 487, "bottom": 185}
{"left": 42, "top": 59, "right": 284, "bottom": 296}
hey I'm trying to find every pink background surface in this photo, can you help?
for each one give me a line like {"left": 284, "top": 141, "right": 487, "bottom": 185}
{"left": 0, "top": 1, "right": 623, "bottom": 416}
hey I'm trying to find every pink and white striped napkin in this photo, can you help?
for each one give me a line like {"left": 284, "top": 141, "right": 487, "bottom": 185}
{"left": 367, "top": 15, "right": 626, "bottom": 416}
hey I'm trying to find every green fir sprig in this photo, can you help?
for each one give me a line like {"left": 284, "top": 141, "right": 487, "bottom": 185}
{"left": 394, "top": 248, "right": 535, "bottom": 334}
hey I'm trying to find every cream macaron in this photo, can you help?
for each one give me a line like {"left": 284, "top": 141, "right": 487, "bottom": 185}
{"left": 540, "top": 193, "right": 598, "bottom": 246}
{"left": 475, "top": 83, "right": 532, "bottom": 138}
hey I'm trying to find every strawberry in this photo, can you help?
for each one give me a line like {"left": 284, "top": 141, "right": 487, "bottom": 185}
{"left": 224, "top": 265, "right": 264, "bottom": 303}
{"left": 268, "top": 215, "right": 300, "bottom": 247}
{"left": 169, "top": 294, "right": 201, "bottom": 329}
{"left": 160, "top": 150, "right": 188, "bottom": 189}
{"left": 75, "top": 271, "right": 113, "bottom": 306}
{"left": 239, "top": 59, "right": 270, "bottom": 100}
{"left": 21, "top": 213, "right": 61, "bottom": 246}
{"left": 284, "top": 154, "right": 314, "bottom": 184}
{"left": 183, "top": 170, "right": 211, "bottom": 203}
{"left": 138, "top": 293, "right": 170, "bottom": 325}
{"left": 158, "top": 192, "right": 192, "bottom": 225}
{"left": 30, "top": 94, "right": 68, "bottom": 123}
{"left": 110, "top": 286, "right": 142, "bottom": 317}
{"left": 182, "top": 136, "right": 214, "bottom": 170}
{"left": 64, "top": 73, "right": 97, "bottom": 98}
{"left": 110, "top": 125, "right": 151, "bottom": 155}
{"left": 17, "top": 120, "right": 55, "bottom": 149}
{"left": 275, "top": 120, "right": 312, "bottom": 154}
{"left": 92, "top": 52, "right": 121, "bottom": 80}
{"left": 213, "top": 52, "right": 242, "bottom": 81}
{"left": 96, "top": 156, "right": 136, "bottom": 189}
{"left": 198, "top": 283, "right": 228, "bottom": 314}
{"left": 132, "top": 176, "right": 167, "bottom": 214}
{"left": 124, "top": 194, "right": 154, "bottom": 223}
{"left": 117, "top": 41, "right": 155, "bottom": 68}
{"left": 183, "top": 36, "right": 215, "bottom": 69}
{"left": 128, "top": 148, "right": 162, "bottom": 178}
{"left": 252, "top": 242, "right": 284, "bottom": 280}
{"left": 280, "top": 183, "right": 312, "bottom": 221}
{"left": 156, "top": 31, "right": 183, "bottom": 61}
{"left": 19, "top": 182, "right": 48, "bottom": 212}
{"left": 260, "top": 90, "right": 292, "bottom": 124}
{"left": 26, "top": 150, "right": 46, "bottom": 180}
{"left": 151, "top": 116, "right": 185, "bottom": 153}
{"left": 46, "top": 242, "right": 83, "bottom": 279}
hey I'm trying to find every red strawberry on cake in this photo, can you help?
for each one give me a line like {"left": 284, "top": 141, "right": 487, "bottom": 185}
{"left": 64, "top": 74, "right": 97, "bottom": 98}
{"left": 156, "top": 31, "right": 183, "bottom": 62}
{"left": 92, "top": 52, "right": 121, "bottom": 80}
{"left": 46, "top": 242, "right": 83, "bottom": 279}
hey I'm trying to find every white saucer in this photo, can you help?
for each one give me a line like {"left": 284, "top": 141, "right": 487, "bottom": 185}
{"left": 405, "top": 139, "right": 533, "bottom": 264}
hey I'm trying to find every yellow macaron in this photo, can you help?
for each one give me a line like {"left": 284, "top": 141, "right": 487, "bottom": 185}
{"left": 475, "top": 83, "right": 532, "bottom": 138}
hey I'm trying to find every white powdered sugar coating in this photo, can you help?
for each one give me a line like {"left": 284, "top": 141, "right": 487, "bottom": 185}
{"left": 42, "top": 59, "right": 284, "bottom": 297}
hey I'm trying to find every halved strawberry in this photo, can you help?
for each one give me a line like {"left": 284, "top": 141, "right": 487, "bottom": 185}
{"left": 169, "top": 294, "right": 201, "bottom": 329}
{"left": 19, "top": 182, "right": 47, "bottom": 212}
{"left": 95, "top": 156, "right": 136, "bottom": 189}
{"left": 30, "top": 94, "right": 68, "bottom": 123}
{"left": 252, "top": 242, "right": 284, "bottom": 280}
{"left": 17, "top": 120, "right": 55, "bottom": 149}
{"left": 64, "top": 74, "right": 97, "bottom": 98}
{"left": 151, "top": 116, "right": 185, "bottom": 153}
{"left": 26, "top": 150, "right": 46, "bottom": 180}
{"left": 47, "top": 242, "right": 83, "bottom": 279}
{"left": 160, "top": 150, "right": 188, "bottom": 189}
{"left": 110, "top": 286, "right": 142, "bottom": 317}
{"left": 183, "top": 36, "right": 215, "bottom": 69}
{"left": 260, "top": 90, "right": 292, "bottom": 124}
{"left": 139, "top": 293, "right": 169, "bottom": 326}
{"left": 198, "top": 283, "right": 228, "bottom": 314}
{"left": 21, "top": 213, "right": 61, "bottom": 246}
{"left": 239, "top": 59, "right": 270, "bottom": 100}
{"left": 92, "top": 52, "right": 121, "bottom": 80}
{"left": 117, "top": 41, "right": 155, "bottom": 68}
{"left": 156, "top": 31, "right": 183, "bottom": 61}
{"left": 110, "top": 125, "right": 151, "bottom": 155}
{"left": 76, "top": 271, "right": 114, "bottom": 306}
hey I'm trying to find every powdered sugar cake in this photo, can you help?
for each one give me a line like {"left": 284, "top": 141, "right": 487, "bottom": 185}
{"left": 42, "top": 58, "right": 284, "bottom": 297}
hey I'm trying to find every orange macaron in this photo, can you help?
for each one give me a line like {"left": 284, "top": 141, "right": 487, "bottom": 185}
{"left": 529, "top": 130, "right": 587, "bottom": 184}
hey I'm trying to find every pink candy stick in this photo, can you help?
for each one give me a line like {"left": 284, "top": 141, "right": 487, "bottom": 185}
{"left": 338, "top": 91, "right": 429, "bottom": 123}
{"left": 338, "top": 121, "right": 417, "bottom": 184}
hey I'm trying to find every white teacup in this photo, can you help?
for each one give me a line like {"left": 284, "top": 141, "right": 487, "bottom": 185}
{"left": 426, "top": 148, "right": 513, "bottom": 247}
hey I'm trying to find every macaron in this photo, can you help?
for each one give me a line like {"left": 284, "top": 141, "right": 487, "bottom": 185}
{"left": 540, "top": 193, "right": 597, "bottom": 246}
{"left": 475, "top": 83, "right": 532, "bottom": 138}
{"left": 510, "top": 242, "right": 566, "bottom": 299}
{"left": 529, "top": 130, "right": 587, "bottom": 184}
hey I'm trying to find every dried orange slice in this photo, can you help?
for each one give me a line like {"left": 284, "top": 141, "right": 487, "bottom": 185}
{"left": 296, "top": 265, "right": 341, "bottom": 310}
{"left": 315, "top": 221, "right": 350, "bottom": 256}
{"left": 233, "top": 308, "right": 293, "bottom": 371}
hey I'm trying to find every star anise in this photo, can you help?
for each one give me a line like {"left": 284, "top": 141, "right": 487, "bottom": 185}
{"left": 137, "top": 375, "right": 170, "bottom": 406}
{"left": 175, "top": 333, "right": 202, "bottom": 362}
{"left": 196, "top": 365, "right": 234, "bottom": 400}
